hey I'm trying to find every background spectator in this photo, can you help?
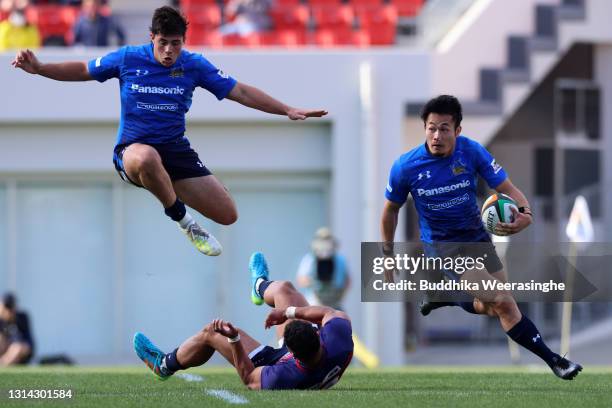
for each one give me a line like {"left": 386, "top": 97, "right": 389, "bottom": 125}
{"left": 0, "top": 0, "right": 40, "bottom": 52}
{"left": 0, "top": 293, "right": 34, "bottom": 366}
{"left": 220, "top": 0, "right": 272, "bottom": 37}
{"left": 296, "top": 227, "right": 350, "bottom": 310}
{"left": 73, "top": 0, "right": 125, "bottom": 46}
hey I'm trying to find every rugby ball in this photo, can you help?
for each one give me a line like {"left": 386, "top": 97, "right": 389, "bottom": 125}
{"left": 481, "top": 193, "right": 518, "bottom": 235}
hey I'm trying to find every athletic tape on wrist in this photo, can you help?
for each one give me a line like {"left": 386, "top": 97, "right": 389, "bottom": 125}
{"left": 227, "top": 334, "right": 241, "bottom": 343}
{"left": 285, "top": 306, "right": 296, "bottom": 319}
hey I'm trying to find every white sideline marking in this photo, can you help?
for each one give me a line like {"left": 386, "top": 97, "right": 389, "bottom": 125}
{"left": 176, "top": 373, "right": 204, "bottom": 382}
{"left": 206, "top": 389, "right": 249, "bottom": 404}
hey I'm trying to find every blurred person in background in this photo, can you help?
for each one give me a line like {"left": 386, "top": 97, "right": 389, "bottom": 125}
{"left": 0, "top": 0, "right": 41, "bottom": 52}
{"left": 296, "top": 227, "right": 350, "bottom": 310}
{"left": 73, "top": 0, "right": 125, "bottom": 46}
{"left": 220, "top": 0, "right": 272, "bottom": 37}
{"left": 0, "top": 293, "right": 34, "bottom": 366}
{"left": 12, "top": 6, "right": 327, "bottom": 258}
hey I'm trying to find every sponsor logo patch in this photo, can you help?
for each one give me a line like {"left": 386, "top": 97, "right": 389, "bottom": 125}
{"left": 130, "top": 83, "right": 185, "bottom": 95}
{"left": 136, "top": 102, "right": 179, "bottom": 111}
{"left": 169, "top": 68, "right": 184, "bottom": 78}
{"left": 451, "top": 157, "right": 467, "bottom": 175}
{"left": 417, "top": 180, "right": 470, "bottom": 197}
{"left": 426, "top": 193, "right": 470, "bottom": 210}
{"left": 491, "top": 159, "right": 503, "bottom": 174}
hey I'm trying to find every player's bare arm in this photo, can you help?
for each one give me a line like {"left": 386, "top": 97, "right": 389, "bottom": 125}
{"left": 380, "top": 200, "right": 402, "bottom": 251}
{"left": 494, "top": 179, "right": 533, "bottom": 235}
{"left": 212, "top": 318, "right": 262, "bottom": 390}
{"left": 11, "top": 49, "right": 92, "bottom": 81}
{"left": 264, "top": 305, "right": 349, "bottom": 329}
{"left": 227, "top": 82, "right": 328, "bottom": 120}
{"left": 380, "top": 200, "right": 402, "bottom": 283}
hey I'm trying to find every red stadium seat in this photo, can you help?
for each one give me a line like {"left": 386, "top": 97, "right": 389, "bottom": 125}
{"left": 312, "top": 4, "right": 354, "bottom": 30}
{"left": 186, "top": 27, "right": 223, "bottom": 47}
{"left": 202, "top": 30, "right": 223, "bottom": 47}
{"left": 308, "top": 0, "right": 342, "bottom": 4}
{"left": 222, "top": 33, "right": 262, "bottom": 47}
{"left": 273, "top": 29, "right": 307, "bottom": 46}
{"left": 351, "top": 29, "right": 370, "bottom": 47}
{"left": 357, "top": 4, "right": 397, "bottom": 45}
{"left": 350, "top": 0, "right": 383, "bottom": 6}
{"left": 312, "top": 29, "right": 335, "bottom": 47}
{"left": 270, "top": 4, "right": 309, "bottom": 31}
{"left": 258, "top": 31, "right": 305, "bottom": 47}
{"left": 313, "top": 27, "right": 370, "bottom": 47}
{"left": 183, "top": 4, "right": 222, "bottom": 30}
{"left": 181, "top": 0, "right": 218, "bottom": 7}
{"left": 389, "top": 0, "right": 424, "bottom": 17}
{"left": 25, "top": 5, "right": 78, "bottom": 45}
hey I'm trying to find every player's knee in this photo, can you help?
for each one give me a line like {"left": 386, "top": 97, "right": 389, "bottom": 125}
{"left": 278, "top": 281, "right": 296, "bottom": 294}
{"left": 218, "top": 207, "right": 238, "bottom": 225}
{"left": 491, "top": 292, "right": 517, "bottom": 316}
{"left": 16, "top": 343, "right": 30, "bottom": 358}
{"left": 127, "top": 147, "right": 162, "bottom": 175}
{"left": 201, "top": 323, "right": 215, "bottom": 339}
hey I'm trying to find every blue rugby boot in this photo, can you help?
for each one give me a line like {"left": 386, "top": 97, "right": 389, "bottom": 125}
{"left": 133, "top": 332, "right": 171, "bottom": 381}
{"left": 249, "top": 252, "right": 269, "bottom": 306}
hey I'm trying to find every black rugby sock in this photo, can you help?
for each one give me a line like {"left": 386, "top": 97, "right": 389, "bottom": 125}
{"left": 257, "top": 279, "right": 273, "bottom": 298}
{"left": 161, "top": 348, "right": 184, "bottom": 375}
{"left": 506, "top": 315, "right": 558, "bottom": 366}
{"left": 164, "top": 198, "right": 187, "bottom": 222}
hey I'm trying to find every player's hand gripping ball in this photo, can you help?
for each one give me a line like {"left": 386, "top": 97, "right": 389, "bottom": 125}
{"left": 481, "top": 193, "right": 518, "bottom": 236}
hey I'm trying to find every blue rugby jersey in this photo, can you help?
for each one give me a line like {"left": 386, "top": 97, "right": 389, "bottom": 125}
{"left": 385, "top": 136, "right": 508, "bottom": 243}
{"left": 87, "top": 43, "right": 237, "bottom": 147}
{"left": 261, "top": 318, "right": 353, "bottom": 390}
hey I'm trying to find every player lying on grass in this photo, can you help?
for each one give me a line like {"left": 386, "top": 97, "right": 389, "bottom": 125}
{"left": 381, "top": 95, "right": 582, "bottom": 380}
{"left": 11, "top": 6, "right": 326, "bottom": 258}
{"left": 134, "top": 252, "right": 353, "bottom": 389}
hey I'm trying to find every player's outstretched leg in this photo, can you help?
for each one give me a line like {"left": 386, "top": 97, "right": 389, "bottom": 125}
{"left": 474, "top": 292, "right": 582, "bottom": 380}
{"left": 458, "top": 266, "right": 583, "bottom": 380}
{"left": 133, "top": 332, "right": 172, "bottom": 381}
{"left": 122, "top": 144, "right": 223, "bottom": 256}
{"left": 134, "top": 323, "right": 262, "bottom": 381}
{"left": 250, "top": 252, "right": 309, "bottom": 309}
{"left": 249, "top": 252, "right": 310, "bottom": 339}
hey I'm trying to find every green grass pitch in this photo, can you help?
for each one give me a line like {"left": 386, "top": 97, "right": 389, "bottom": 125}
{"left": 0, "top": 366, "right": 611, "bottom": 407}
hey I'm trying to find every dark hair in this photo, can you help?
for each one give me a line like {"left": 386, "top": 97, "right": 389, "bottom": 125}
{"left": 420, "top": 95, "right": 463, "bottom": 128}
{"left": 284, "top": 320, "right": 320, "bottom": 362}
{"left": 150, "top": 6, "right": 188, "bottom": 37}
{"left": 2, "top": 292, "right": 16, "bottom": 311}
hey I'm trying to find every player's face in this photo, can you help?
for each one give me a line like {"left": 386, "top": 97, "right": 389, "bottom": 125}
{"left": 425, "top": 113, "right": 461, "bottom": 157}
{"left": 151, "top": 33, "right": 184, "bottom": 67}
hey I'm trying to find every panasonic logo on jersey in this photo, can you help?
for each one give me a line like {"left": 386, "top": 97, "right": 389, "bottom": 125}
{"left": 131, "top": 83, "right": 185, "bottom": 95}
{"left": 417, "top": 180, "right": 470, "bottom": 196}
